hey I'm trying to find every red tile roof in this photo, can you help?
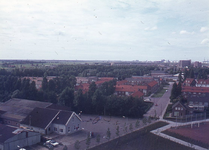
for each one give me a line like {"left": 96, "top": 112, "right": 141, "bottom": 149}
{"left": 115, "top": 85, "right": 148, "bottom": 93}
{"left": 116, "top": 80, "right": 128, "bottom": 85}
{"left": 147, "top": 81, "right": 158, "bottom": 87}
{"left": 75, "top": 83, "right": 90, "bottom": 93}
{"left": 182, "top": 86, "right": 209, "bottom": 93}
{"left": 196, "top": 79, "right": 209, "bottom": 84}
{"left": 131, "top": 91, "right": 144, "bottom": 98}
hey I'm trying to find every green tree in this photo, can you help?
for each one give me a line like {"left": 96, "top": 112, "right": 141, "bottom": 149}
{"left": 59, "top": 87, "right": 74, "bottom": 109}
{"left": 129, "top": 123, "right": 133, "bottom": 132}
{"left": 148, "top": 116, "right": 151, "bottom": 123}
{"left": 86, "top": 134, "right": 91, "bottom": 149}
{"left": 116, "top": 126, "right": 120, "bottom": 136}
{"left": 74, "top": 140, "right": 80, "bottom": 150}
{"left": 63, "top": 145, "right": 68, "bottom": 150}
{"left": 74, "top": 89, "right": 84, "bottom": 111}
{"left": 106, "top": 128, "right": 111, "bottom": 140}
{"left": 170, "top": 82, "right": 177, "bottom": 100}
{"left": 42, "top": 77, "right": 48, "bottom": 91}
{"left": 135, "top": 120, "right": 140, "bottom": 128}
{"left": 96, "top": 134, "right": 101, "bottom": 144}
{"left": 48, "top": 79, "right": 56, "bottom": 91}
{"left": 142, "top": 117, "right": 147, "bottom": 126}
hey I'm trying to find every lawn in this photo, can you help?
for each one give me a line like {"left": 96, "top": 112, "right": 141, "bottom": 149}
{"left": 90, "top": 121, "right": 194, "bottom": 150}
{"left": 151, "top": 89, "right": 167, "bottom": 98}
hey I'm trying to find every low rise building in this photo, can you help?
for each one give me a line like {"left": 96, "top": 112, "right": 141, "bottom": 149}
{"left": 0, "top": 124, "right": 40, "bottom": 150}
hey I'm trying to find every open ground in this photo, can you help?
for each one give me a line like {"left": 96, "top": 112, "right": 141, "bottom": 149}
{"left": 163, "top": 122, "right": 209, "bottom": 148}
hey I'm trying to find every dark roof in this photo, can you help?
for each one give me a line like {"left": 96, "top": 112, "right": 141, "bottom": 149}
{"left": 172, "top": 101, "right": 187, "bottom": 109}
{"left": 21, "top": 107, "right": 59, "bottom": 129}
{"left": 0, "top": 98, "right": 52, "bottom": 122}
{"left": 0, "top": 124, "right": 17, "bottom": 144}
{"left": 53, "top": 111, "right": 73, "bottom": 125}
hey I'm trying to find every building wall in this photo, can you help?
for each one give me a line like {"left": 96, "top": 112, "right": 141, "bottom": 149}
{"left": 172, "top": 104, "right": 186, "bottom": 117}
{"left": 3, "top": 119, "right": 20, "bottom": 127}
{"left": 4, "top": 132, "right": 40, "bottom": 150}
{"left": 66, "top": 113, "right": 81, "bottom": 134}
{"left": 53, "top": 124, "right": 66, "bottom": 135}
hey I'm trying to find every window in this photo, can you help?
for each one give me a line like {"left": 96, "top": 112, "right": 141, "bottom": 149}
{"left": 175, "top": 107, "right": 177, "bottom": 110}
{"left": 181, "top": 107, "right": 183, "bottom": 110}
{"left": 60, "top": 129, "right": 63, "bottom": 132}
{"left": 54, "top": 127, "right": 57, "bottom": 131}
{"left": 174, "top": 112, "right": 179, "bottom": 116}
{"left": 68, "top": 127, "right": 70, "bottom": 132}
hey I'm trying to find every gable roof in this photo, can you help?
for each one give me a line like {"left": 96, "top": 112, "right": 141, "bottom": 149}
{"left": 52, "top": 111, "right": 73, "bottom": 125}
{"left": 172, "top": 101, "right": 187, "bottom": 109}
{"left": 21, "top": 107, "right": 59, "bottom": 129}
{"left": 147, "top": 81, "right": 158, "bottom": 87}
{"left": 131, "top": 91, "right": 144, "bottom": 98}
{"left": 196, "top": 79, "right": 209, "bottom": 84}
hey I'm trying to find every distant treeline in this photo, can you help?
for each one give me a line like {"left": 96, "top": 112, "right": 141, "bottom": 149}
{"left": 0, "top": 64, "right": 157, "bottom": 80}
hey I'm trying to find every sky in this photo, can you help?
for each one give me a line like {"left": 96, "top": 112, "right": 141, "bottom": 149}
{"left": 0, "top": 0, "right": 209, "bottom": 61}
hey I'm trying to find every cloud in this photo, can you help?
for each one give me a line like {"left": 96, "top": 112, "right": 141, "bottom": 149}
{"left": 180, "top": 30, "right": 194, "bottom": 35}
{"left": 200, "top": 27, "right": 209, "bottom": 32}
{"left": 144, "top": 26, "right": 158, "bottom": 31}
{"left": 201, "top": 38, "right": 209, "bottom": 44}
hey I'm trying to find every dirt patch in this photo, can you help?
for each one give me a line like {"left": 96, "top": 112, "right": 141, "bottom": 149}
{"left": 163, "top": 122, "right": 209, "bottom": 148}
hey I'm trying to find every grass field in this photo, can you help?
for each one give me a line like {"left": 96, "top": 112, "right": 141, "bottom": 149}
{"left": 151, "top": 89, "right": 167, "bottom": 98}
{"left": 90, "top": 121, "right": 194, "bottom": 150}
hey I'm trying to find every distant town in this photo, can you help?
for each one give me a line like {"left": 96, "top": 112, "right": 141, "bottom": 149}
{"left": 0, "top": 59, "right": 208, "bottom": 150}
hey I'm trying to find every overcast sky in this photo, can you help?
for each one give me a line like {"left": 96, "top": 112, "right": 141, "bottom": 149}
{"left": 0, "top": 0, "right": 209, "bottom": 61}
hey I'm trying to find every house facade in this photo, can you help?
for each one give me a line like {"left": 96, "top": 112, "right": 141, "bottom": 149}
{"left": 20, "top": 108, "right": 82, "bottom": 135}
{"left": 172, "top": 101, "right": 190, "bottom": 117}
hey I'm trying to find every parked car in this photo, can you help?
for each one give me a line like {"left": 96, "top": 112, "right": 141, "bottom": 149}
{"left": 43, "top": 142, "right": 53, "bottom": 149}
{"left": 46, "top": 140, "right": 59, "bottom": 146}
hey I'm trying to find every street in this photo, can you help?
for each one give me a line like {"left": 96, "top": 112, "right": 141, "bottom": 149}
{"left": 144, "top": 82, "right": 173, "bottom": 119}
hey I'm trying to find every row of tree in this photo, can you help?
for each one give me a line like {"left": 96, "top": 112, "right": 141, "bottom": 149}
{"left": 0, "top": 74, "right": 150, "bottom": 117}
{"left": 1, "top": 64, "right": 156, "bottom": 80}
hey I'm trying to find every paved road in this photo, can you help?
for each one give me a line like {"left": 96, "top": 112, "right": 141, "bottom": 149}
{"left": 144, "top": 82, "right": 173, "bottom": 119}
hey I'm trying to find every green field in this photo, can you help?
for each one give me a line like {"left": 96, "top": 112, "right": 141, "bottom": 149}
{"left": 151, "top": 89, "right": 167, "bottom": 98}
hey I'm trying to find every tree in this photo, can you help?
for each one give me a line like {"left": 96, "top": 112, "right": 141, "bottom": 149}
{"left": 116, "top": 126, "right": 120, "bottom": 137}
{"left": 142, "top": 117, "right": 147, "bottom": 126}
{"left": 129, "top": 123, "right": 133, "bottom": 132}
{"left": 170, "top": 82, "right": 178, "bottom": 100}
{"left": 135, "top": 120, "right": 140, "bottom": 128}
{"left": 148, "top": 116, "right": 151, "bottom": 123}
{"left": 42, "top": 77, "right": 48, "bottom": 91}
{"left": 86, "top": 134, "right": 91, "bottom": 149}
{"left": 176, "top": 82, "right": 182, "bottom": 96}
{"left": 48, "top": 79, "right": 56, "bottom": 91}
{"left": 96, "top": 134, "right": 101, "bottom": 144}
{"left": 63, "top": 145, "right": 68, "bottom": 150}
{"left": 178, "top": 71, "right": 182, "bottom": 83}
{"left": 106, "top": 128, "right": 111, "bottom": 140}
{"left": 74, "top": 89, "right": 84, "bottom": 111}
{"left": 88, "top": 82, "right": 97, "bottom": 98}
{"left": 28, "top": 81, "right": 37, "bottom": 100}
{"left": 59, "top": 87, "right": 74, "bottom": 109}
{"left": 74, "top": 140, "right": 80, "bottom": 150}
